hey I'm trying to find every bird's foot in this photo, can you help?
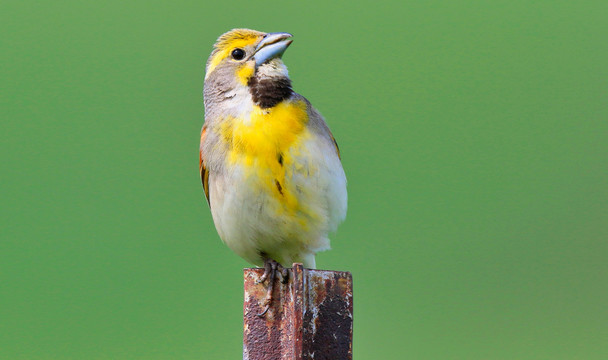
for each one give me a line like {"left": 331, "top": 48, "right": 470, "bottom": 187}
{"left": 256, "top": 259, "right": 289, "bottom": 317}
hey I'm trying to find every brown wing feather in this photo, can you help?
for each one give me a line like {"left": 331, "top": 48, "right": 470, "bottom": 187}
{"left": 199, "top": 127, "right": 210, "bottom": 206}
{"left": 329, "top": 132, "right": 341, "bottom": 160}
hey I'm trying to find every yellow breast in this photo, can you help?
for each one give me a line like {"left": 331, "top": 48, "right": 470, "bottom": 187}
{"left": 220, "top": 100, "right": 310, "bottom": 212}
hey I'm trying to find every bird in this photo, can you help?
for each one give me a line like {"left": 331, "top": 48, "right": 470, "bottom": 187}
{"left": 199, "top": 29, "right": 347, "bottom": 314}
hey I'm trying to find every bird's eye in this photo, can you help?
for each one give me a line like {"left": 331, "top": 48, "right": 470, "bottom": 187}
{"left": 231, "top": 48, "right": 246, "bottom": 61}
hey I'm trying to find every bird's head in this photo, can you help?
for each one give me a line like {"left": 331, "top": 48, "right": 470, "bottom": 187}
{"left": 204, "top": 29, "right": 294, "bottom": 109}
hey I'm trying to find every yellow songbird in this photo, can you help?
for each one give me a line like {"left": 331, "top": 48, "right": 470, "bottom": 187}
{"left": 199, "top": 29, "right": 347, "bottom": 313}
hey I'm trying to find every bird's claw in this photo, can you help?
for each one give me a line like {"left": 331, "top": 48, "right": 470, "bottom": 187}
{"left": 256, "top": 259, "right": 289, "bottom": 317}
{"left": 278, "top": 266, "right": 289, "bottom": 284}
{"left": 256, "top": 260, "right": 274, "bottom": 284}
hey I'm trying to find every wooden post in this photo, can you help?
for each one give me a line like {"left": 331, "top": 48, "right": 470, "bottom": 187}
{"left": 243, "top": 263, "right": 353, "bottom": 360}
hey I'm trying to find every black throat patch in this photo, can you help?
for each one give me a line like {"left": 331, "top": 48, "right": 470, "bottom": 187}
{"left": 248, "top": 76, "right": 292, "bottom": 109}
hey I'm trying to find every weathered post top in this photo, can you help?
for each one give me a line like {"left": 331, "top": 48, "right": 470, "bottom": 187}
{"left": 243, "top": 263, "right": 353, "bottom": 360}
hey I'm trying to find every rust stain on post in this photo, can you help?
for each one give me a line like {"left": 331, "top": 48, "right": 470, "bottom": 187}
{"left": 243, "top": 263, "right": 353, "bottom": 360}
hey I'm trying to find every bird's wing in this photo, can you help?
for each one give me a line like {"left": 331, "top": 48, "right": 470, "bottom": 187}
{"left": 329, "top": 132, "right": 341, "bottom": 160}
{"left": 299, "top": 94, "right": 341, "bottom": 160}
{"left": 199, "top": 126, "right": 210, "bottom": 206}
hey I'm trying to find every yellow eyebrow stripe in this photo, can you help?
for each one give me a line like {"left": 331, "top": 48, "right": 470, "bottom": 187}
{"left": 206, "top": 37, "right": 259, "bottom": 79}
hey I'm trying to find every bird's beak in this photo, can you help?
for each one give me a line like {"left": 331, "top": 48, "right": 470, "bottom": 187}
{"left": 253, "top": 32, "right": 293, "bottom": 67}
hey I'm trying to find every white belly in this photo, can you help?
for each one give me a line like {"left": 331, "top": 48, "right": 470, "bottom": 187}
{"left": 208, "top": 136, "right": 347, "bottom": 268}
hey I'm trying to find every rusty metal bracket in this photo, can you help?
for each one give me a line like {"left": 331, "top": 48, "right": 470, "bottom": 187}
{"left": 243, "top": 263, "right": 353, "bottom": 360}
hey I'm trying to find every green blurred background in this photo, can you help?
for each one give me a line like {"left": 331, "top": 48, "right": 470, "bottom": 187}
{"left": 1, "top": 0, "right": 607, "bottom": 359}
